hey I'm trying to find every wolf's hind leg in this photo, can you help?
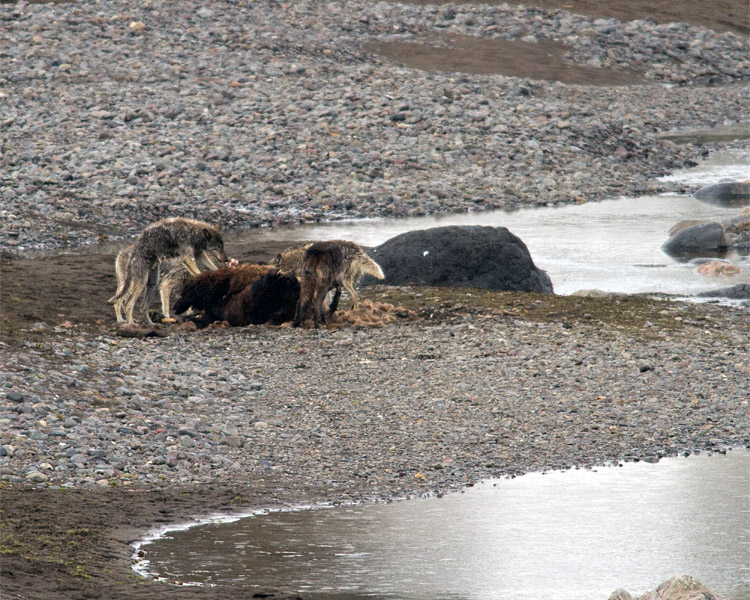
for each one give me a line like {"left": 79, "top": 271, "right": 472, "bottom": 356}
{"left": 123, "top": 276, "right": 148, "bottom": 324}
{"left": 342, "top": 280, "right": 358, "bottom": 310}
{"left": 139, "top": 267, "right": 160, "bottom": 324}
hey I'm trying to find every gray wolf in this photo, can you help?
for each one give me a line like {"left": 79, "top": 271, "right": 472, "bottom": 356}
{"left": 273, "top": 240, "right": 384, "bottom": 309}
{"left": 293, "top": 242, "right": 344, "bottom": 328}
{"left": 109, "top": 243, "right": 223, "bottom": 323}
{"left": 108, "top": 217, "right": 228, "bottom": 324}
{"left": 222, "top": 269, "right": 300, "bottom": 326}
{"left": 173, "top": 263, "right": 276, "bottom": 324}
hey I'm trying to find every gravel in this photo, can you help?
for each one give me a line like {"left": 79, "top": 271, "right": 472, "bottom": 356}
{"left": 0, "top": 0, "right": 747, "bottom": 495}
{"left": 1, "top": 0, "right": 748, "bottom": 253}
{"left": 1, "top": 303, "right": 748, "bottom": 495}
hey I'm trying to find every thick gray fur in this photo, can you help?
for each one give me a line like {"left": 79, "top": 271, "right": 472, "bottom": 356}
{"left": 108, "top": 217, "right": 227, "bottom": 324}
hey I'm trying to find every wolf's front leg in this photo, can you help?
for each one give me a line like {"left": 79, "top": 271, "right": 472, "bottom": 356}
{"left": 182, "top": 255, "right": 202, "bottom": 276}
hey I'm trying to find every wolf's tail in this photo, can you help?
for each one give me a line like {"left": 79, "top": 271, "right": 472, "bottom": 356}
{"left": 359, "top": 254, "right": 385, "bottom": 280}
{"left": 107, "top": 290, "right": 123, "bottom": 304}
{"left": 108, "top": 281, "right": 129, "bottom": 304}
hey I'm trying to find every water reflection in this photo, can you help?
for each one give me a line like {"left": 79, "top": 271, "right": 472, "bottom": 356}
{"left": 138, "top": 450, "right": 750, "bottom": 600}
{"left": 657, "top": 122, "right": 750, "bottom": 146}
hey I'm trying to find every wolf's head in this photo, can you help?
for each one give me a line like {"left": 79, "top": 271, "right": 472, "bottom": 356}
{"left": 201, "top": 225, "right": 228, "bottom": 264}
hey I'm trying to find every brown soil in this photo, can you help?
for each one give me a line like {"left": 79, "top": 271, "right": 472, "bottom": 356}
{"left": 1, "top": 2, "right": 748, "bottom": 599}
{"left": 0, "top": 239, "right": 291, "bottom": 349}
{"left": 367, "top": 0, "right": 749, "bottom": 81}
{"left": 365, "top": 34, "right": 648, "bottom": 86}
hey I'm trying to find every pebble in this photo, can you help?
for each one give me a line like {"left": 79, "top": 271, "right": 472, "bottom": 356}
{"left": 0, "top": 0, "right": 747, "bottom": 253}
{"left": 0, "top": 310, "right": 747, "bottom": 490}
{"left": 0, "top": 0, "right": 747, "bottom": 495}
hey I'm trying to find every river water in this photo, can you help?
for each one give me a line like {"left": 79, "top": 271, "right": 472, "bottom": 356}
{"left": 229, "top": 148, "right": 749, "bottom": 299}
{"left": 135, "top": 449, "right": 750, "bottom": 600}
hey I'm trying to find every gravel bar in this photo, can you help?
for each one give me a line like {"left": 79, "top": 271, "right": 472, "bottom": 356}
{"left": 1, "top": 0, "right": 748, "bottom": 253}
{"left": 2, "top": 298, "right": 748, "bottom": 494}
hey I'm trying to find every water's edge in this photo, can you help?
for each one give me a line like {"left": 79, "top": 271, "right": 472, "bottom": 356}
{"left": 132, "top": 448, "right": 750, "bottom": 599}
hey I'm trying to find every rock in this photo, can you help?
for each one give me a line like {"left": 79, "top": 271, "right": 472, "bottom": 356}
{"left": 220, "top": 435, "right": 244, "bottom": 447}
{"left": 634, "top": 574, "right": 725, "bottom": 600}
{"left": 722, "top": 212, "right": 750, "bottom": 249}
{"left": 608, "top": 590, "right": 636, "bottom": 600}
{"left": 694, "top": 260, "right": 741, "bottom": 276}
{"left": 666, "top": 210, "right": 750, "bottom": 257}
{"left": 25, "top": 471, "right": 49, "bottom": 483}
{"left": 5, "top": 392, "right": 25, "bottom": 403}
{"left": 696, "top": 283, "right": 750, "bottom": 300}
{"left": 661, "top": 222, "right": 727, "bottom": 258}
{"left": 693, "top": 181, "right": 750, "bottom": 207}
{"left": 668, "top": 220, "right": 705, "bottom": 237}
{"left": 364, "top": 226, "right": 553, "bottom": 294}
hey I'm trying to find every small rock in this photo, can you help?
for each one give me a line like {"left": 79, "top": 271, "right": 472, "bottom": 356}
{"left": 220, "top": 435, "right": 244, "bottom": 447}
{"left": 25, "top": 471, "right": 49, "bottom": 483}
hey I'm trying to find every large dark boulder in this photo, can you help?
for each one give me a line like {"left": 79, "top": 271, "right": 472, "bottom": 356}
{"left": 693, "top": 181, "right": 750, "bottom": 207}
{"left": 662, "top": 222, "right": 727, "bottom": 258}
{"left": 363, "top": 225, "right": 553, "bottom": 294}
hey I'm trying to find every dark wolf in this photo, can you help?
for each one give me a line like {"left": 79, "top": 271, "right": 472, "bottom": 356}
{"left": 222, "top": 269, "right": 300, "bottom": 327}
{"left": 293, "top": 241, "right": 344, "bottom": 328}
{"left": 108, "top": 217, "right": 228, "bottom": 325}
{"left": 273, "top": 240, "right": 384, "bottom": 309}
{"left": 173, "top": 264, "right": 276, "bottom": 324}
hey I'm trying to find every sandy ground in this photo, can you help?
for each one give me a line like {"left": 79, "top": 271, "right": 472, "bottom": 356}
{"left": 1, "top": 1, "right": 748, "bottom": 599}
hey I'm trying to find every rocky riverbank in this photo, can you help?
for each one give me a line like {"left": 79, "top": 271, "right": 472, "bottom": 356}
{"left": 1, "top": 1, "right": 749, "bottom": 599}
{"left": 2, "top": 289, "right": 749, "bottom": 490}
{"left": 1, "top": 0, "right": 748, "bottom": 254}
{"left": 1, "top": 285, "right": 749, "bottom": 599}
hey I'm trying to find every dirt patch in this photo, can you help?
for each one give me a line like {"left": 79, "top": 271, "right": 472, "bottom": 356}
{"left": 0, "top": 483, "right": 338, "bottom": 600}
{"left": 365, "top": 34, "right": 647, "bottom": 85}
{"left": 370, "top": 0, "right": 748, "bottom": 82}
{"left": 0, "top": 239, "right": 292, "bottom": 348}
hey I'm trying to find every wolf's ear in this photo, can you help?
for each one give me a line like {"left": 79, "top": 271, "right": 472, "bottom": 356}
{"left": 202, "top": 228, "right": 212, "bottom": 240}
{"left": 214, "top": 223, "right": 222, "bottom": 231}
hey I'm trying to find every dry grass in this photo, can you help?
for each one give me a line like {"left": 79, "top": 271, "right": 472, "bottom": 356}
{"left": 329, "top": 300, "right": 400, "bottom": 328}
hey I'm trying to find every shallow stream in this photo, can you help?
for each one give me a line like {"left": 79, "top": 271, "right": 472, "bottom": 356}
{"left": 135, "top": 449, "right": 750, "bottom": 600}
